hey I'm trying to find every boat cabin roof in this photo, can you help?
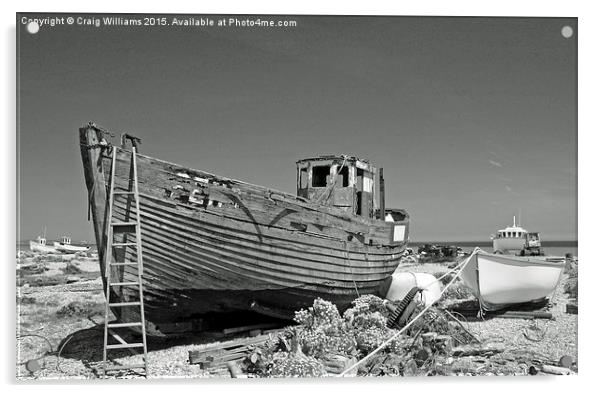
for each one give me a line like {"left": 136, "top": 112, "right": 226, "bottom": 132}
{"left": 498, "top": 226, "right": 527, "bottom": 233}
{"left": 296, "top": 154, "right": 368, "bottom": 162}
{"left": 297, "top": 155, "right": 371, "bottom": 165}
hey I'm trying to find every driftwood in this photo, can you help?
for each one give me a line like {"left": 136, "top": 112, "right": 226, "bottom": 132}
{"left": 221, "top": 323, "right": 282, "bottom": 335}
{"left": 322, "top": 354, "right": 358, "bottom": 376}
{"left": 189, "top": 334, "right": 273, "bottom": 363}
{"left": 490, "top": 311, "right": 553, "bottom": 320}
{"left": 541, "top": 365, "right": 573, "bottom": 375}
{"left": 451, "top": 342, "right": 504, "bottom": 357}
{"left": 530, "top": 364, "right": 574, "bottom": 375}
{"left": 189, "top": 330, "right": 283, "bottom": 370}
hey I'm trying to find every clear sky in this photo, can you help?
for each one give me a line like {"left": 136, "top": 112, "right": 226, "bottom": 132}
{"left": 17, "top": 14, "right": 577, "bottom": 242}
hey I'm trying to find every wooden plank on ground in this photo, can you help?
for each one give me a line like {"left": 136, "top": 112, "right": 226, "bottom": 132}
{"left": 221, "top": 323, "right": 282, "bottom": 335}
{"left": 189, "top": 331, "right": 282, "bottom": 365}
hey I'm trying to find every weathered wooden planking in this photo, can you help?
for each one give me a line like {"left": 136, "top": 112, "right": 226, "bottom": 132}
{"left": 111, "top": 195, "right": 405, "bottom": 262}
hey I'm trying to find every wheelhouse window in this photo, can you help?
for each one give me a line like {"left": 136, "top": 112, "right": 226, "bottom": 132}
{"left": 299, "top": 167, "right": 308, "bottom": 189}
{"left": 312, "top": 165, "right": 330, "bottom": 187}
{"left": 334, "top": 165, "right": 349, "bottom": 187}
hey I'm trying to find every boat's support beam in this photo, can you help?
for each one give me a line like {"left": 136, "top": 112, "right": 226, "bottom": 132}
{"left": 379, "top": 168, "right": 385, "bottom": 220}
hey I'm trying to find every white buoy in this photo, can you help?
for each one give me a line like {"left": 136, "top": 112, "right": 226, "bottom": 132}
{"left": 385, "top": 272, "right": 442, "bottom": 306}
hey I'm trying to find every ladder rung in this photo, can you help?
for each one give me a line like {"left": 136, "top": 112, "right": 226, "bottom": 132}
{"left": 111, "top": 221, "right": 137, "bottom": 226}
{"left": 109, "top": 302, "right": 141, "bottom": 307}
{"left": 110, "top": 262, "right": 139, "bottom": 266}
{"left": 107, "top": 322, "right": 143, "bottom": 328}
{"left": 112, "top": 242, "right": 137, "bottom": 247}
{"left": 106, "top": 342, "right": 145, "bottom": 349}
{"left": 110, "top": 281, "right": 140, "bottom": 287}
{"left": 113, "top": 191, "right": 135, "bottom": 195}
{"left": 104, "top": 363, "right": 146, "bottom": 371}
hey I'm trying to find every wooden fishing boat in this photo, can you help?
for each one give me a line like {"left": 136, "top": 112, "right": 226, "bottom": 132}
{"left": 459, "top": 248, "right": 565, "bottom": 311}
{"left": 53, "top": 236, "right": 91, "bottom": 253}
{"left": 79, "top": 123, "right": 410, "bottom": 335}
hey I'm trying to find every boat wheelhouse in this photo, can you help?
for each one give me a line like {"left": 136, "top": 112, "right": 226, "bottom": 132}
{"left": 492, "top": 217, "right": 541, "bottom": 255}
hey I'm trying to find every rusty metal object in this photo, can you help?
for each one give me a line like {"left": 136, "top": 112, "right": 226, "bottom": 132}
{"left": 386, "top": 287, "right": 421, "bottom": 329}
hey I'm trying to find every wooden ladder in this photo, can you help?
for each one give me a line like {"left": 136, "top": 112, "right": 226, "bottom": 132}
{"left": 102, "top": 144, "right": 148, "bottom": 378}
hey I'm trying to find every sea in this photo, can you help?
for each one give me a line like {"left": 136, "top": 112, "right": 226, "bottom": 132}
{"left": 409, "top": 240, "right": 578, "bottom": 258}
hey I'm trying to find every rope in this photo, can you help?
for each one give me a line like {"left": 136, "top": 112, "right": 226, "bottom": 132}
{"left": 336, "top": 248, "right": 476, "bottom": 376}
{"left": 315, "top": 156, "right": 349, "bottom": 203}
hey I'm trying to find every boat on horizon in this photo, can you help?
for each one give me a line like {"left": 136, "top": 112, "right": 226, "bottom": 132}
{"left": 459, "top": 248, "right": 565, "bottom": 311}
{"left": 29, "top": 236, "right": 56, "bottom": 253}
{"left": 491, "top": 216, "right": 543, "bottom": 256}
{"left": 79, "top": 123, "right": 410, "bottom": 335}
{"left": 53, "top": 236, "right": 91, "bottom": 254}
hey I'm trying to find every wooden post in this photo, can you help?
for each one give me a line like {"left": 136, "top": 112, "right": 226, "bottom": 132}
{"left": 379, "top": 168, "right": 385, "bottom": 220}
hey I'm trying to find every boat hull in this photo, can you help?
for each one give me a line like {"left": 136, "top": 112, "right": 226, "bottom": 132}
{"left": 53, "top": 242, "right": 91, "bottom": 253}
{"left": 459, "top": 249, "right": 565, "bottom": 311}
{"left": 29, "top": 241, "right": 56, "bottom": 253}
{"left": 80, "top": 125, "right": 409, "bottom": 334}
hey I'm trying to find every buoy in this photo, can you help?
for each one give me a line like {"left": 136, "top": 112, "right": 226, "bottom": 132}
{"left": 25, "top": 359, "right": 41, "bottom": 373}
{"left": 385, "top": 272, "right": 442, "bottom": 306}
{"left": 559, "top": 355, "right": 573, "bottom": 368}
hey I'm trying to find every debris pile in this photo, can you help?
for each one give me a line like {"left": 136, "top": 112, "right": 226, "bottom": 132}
{"left": 187, "top": 293, "right": 576, "bottom": 377}
{"left": 417, "top": 244, "right": 464, "bottom": 264}
{"left": 222, "top": 295, "right": 480, "bottom": 377}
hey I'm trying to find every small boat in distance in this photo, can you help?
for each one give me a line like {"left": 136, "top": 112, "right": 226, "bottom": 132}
{"left": 491, "top": 216, "right": 542, "bottom": 256}
{"left": 29, "top": 236, "right": 56, "bottom": 253}
{"left": 459, "top": 248, "right": 565, "bottom": 311}
{"left": 53, "top": 236, "right": 91, "bottom": 253}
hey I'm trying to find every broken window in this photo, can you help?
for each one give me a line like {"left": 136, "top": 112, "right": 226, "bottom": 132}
{"left": 334, "top": 165, "right": 349, "bottom": 187}
{"left": 312, "top": 165, "right": 330, "bottom": 187}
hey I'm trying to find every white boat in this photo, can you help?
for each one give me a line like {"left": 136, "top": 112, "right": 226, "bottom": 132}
{"left": 459, "top": 248, "right": 565, "bottom": 311}
{"left": 491, "top": 216, "right": 542, "bottom": 255}
{"left": 29, "top": 236, "right": 56, "bottom": 253}
{"left": 53, "top": 236, "right": 91, "bottom": 254}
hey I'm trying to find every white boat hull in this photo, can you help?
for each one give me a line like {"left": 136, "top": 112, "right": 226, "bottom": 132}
{"left": 460, "top": 249, "right": 565, "bottom": 310}
{"left": 53, "top": 242, "right": 91, "bottom": 254}
{"left": 29, "top": 240, "right": 56, "bottom": 253}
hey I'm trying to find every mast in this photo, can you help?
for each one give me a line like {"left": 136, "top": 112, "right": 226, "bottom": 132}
{"left": 379, "top": 168, "right": 385, "bottom": 220}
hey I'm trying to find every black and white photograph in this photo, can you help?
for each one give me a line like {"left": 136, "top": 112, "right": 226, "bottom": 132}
{"left": 13, "top": 6, "right": 582, "bottom": 383}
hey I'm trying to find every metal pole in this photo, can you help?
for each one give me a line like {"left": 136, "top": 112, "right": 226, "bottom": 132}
{"left": 379, "top": 168, "right": 385, "bottom": 220}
